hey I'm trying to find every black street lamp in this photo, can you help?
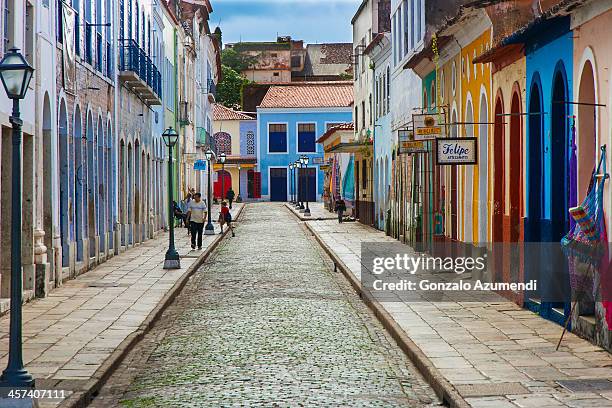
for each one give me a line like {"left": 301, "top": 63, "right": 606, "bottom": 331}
{"left": 301, "top": 155, "right": 311, "bottom": 217}
{"left": 219, "top": 152, "right": 226, "bottom": 201}
{"left": 162, "top": 127, "right": 180, "bottom": 270}
{"left": 295, "top": 160, "right": 302, "bottom": 210}
{"left": 288, "top": 163, "right": 294, "bottom": 203}
{"left": 204, "top": 149, "right": 215, "bottom": 235}
{"left": 0, "top": 47, "right": 35, "bottom": 391}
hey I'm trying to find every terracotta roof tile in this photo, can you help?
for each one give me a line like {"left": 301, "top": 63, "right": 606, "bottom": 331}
{"left": 316, "top": 122, "right": 354, "bottom": 144}
{"left": 213, "top": 104, "right": 255, "bottom": 121}
{"left": 259, "top": 82, "right": 354, "bottom": 109}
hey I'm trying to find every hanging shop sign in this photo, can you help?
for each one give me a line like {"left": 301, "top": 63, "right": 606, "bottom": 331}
{"left": 312, "top": 157, "right": 325, "bottom": 165}
{"left": 435, "top": 137, "right": 477, "bottom": 165}
{"left": 398, "top": 130, "right": 428, "bottom": 154}
{"left": 413, "top": 112, "right": 447, "bottom": 140}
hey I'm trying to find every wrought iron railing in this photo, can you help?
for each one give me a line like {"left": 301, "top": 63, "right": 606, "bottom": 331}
{"left": 119, "top": 39, "right": 162, "bottom": 99}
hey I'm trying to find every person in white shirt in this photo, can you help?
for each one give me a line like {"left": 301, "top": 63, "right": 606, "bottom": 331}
{"left": 186, "top": 193, "right": 207, "bottom": 249}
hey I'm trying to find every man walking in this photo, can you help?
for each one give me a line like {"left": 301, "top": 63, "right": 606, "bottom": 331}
{"left": 186, "top": 193, "right": 207, "bottom": 250}
{"left": 226, "top": 187, "right": 236, "bottom": 209}
{"left": 335, "top": 196, "right": 346, "bottom": 224}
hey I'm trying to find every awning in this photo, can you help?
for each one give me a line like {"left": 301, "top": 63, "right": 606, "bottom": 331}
{"left": 326, "top": 142, "right": 373, "bottom": 154}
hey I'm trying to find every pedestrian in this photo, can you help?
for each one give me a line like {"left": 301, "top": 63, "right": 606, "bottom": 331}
{"left": 219, "top": 201, "right": 235, "bottom": 237}
{"left": 186, "top": 193, "right": 207, "bottom": 250}
{"left": 226, "top": 188, "right": 236, "bottom": 209}
{"left": 335, "top": 196, "right": 346, "bottom": 224}
{"left": 173, "top": 201, "right": 184, "bottom": 226}
{"left": 183, "top": 193, "right": 193, "bottom": 234}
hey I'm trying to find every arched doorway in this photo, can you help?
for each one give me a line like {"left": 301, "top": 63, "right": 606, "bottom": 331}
{"left": 492, "top": 95, "right": 505, "bottom": 283}
{"left": 140, "top": 149, "right": 146, "bottom": 242}
{"left": 551, "top": 65, "right": 569, "bottom": 241}
{"left": 527, "top": 79, "right": 543, "bottom": 243}
{"left": 97, "top": 118, "right": 105, "bottom": 253}
{"left": 509, "top": 90, "right": 522, "bottom": 244}
{"left": 478, "top": 92, "right": 488, "bottom": 243}
{"left": 106, "top": 121, "right": 114, "bottom": 251}
{"left": 58, "top": 100, "right": 70, "bottom": 266}
{"left": 127, "top": 142, "right": 133, "bottom": 245}
{"left": 214, "top": 170, "right": 232, "bottom": 200}
{"left": 577, "top": 58, "right": 597, "bottom": 318}
{"left": 450, "top": 108, "right": 458, "bottom": 240}
{"left": 86, "top": 112, "right": 96, "bottom": 258}
{"left": 74, "top": 106, "right": 84, "bottom": 261}
{"left": 493, "top": 96, "right": 505, "bottom": 243}
{"left": 578, "top": 60, "right": 596, "bottom": 200}
{"left": 119, "top": 139, "right": 126, "bottom": 246}
{"left": 42, "top": 94, "right": 53, "bottom": 269}
{"left": 135, "top": 140, "right": 142, "bottom": 242}
{"left": 464, "top": 98, "right": 474, "bottom": 243}
{"left": 509, "top": 89, "right": 522, "bottom": 286}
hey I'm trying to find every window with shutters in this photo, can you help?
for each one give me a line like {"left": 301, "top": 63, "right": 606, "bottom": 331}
{"left": 297, "top": 123, "right": 316, "bottom": 153}
{"left": 268, "top": 124, "right": 287, "bottom": 153}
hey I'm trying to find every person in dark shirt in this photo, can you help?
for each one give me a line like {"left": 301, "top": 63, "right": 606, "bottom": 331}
{"left": 334, "top": 196, "right": 347, "bottom": 224}
{"left": 226, "top": 188, "right": 236, "bottom": 209}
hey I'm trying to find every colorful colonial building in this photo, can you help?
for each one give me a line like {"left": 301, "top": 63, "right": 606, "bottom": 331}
{"left": 256, "top": 82, "right": 353, "bottom": 202}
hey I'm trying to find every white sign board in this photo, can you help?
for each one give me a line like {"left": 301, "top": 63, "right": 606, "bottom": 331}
{"left": 398, "top": 130, "right": 428, "bottom": 154}
{"left": 413, "top": 112, "right": 447, "bottom": 140}
{"left": 435, "top": 138, "right": 477, "bottom": 165}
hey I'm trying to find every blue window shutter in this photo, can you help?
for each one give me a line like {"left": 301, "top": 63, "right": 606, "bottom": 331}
{"left": 298, "top": 131, "right": 316, "bottom": 153}
{"left": 269, "top": 132, "right": 287, "bottom": 153}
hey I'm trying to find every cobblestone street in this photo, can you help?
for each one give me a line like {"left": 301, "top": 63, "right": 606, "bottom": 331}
{"left": 92, "top": 203, "right": 440, "bottom": 407}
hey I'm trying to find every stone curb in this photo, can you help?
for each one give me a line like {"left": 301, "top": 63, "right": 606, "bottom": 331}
{"left": 58, "top": 205, "right": 246, "bottom": 408}
{"left": 298, "top": 217, "right": 470, "bottom": 408}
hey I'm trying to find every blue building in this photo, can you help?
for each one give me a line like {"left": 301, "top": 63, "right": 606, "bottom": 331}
{"left": 256, "top": 83, "right": 353, "bottom": 201}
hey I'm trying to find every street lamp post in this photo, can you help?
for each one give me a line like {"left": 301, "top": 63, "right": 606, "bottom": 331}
{"left": 0, "top": 48, "right": 35, "bottom": 392}
{"left": 162, "top": 127, "right": 180, "bottom": 270}
{"left": 301, "top": 155, "right": 311, "bottom": 217}
{"left": 219, "top": 152, "right": 226, "bottom": 202}
{"left": 204, "top": 149, "right": 215, "bottom": 235}
{"left": 289, "top": 163, "right": 294, "bottom": 203}
{"left": 295, "top": 160, "right": 302, "bottom": 210}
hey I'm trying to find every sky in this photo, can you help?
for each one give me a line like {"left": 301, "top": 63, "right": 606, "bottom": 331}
{"left": 211, "top": 0, "right": 360, "bottom": 45}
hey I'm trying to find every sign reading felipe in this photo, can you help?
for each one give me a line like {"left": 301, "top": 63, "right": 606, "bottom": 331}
{"left": 435, "top": 137, "right": 477, "bottom": 165}
{"left": 413, "top": 112, "right": 446, "bottom": 140}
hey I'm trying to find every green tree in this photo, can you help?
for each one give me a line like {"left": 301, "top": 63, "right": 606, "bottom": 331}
{"left": 216, "top": 65, "right": 250, "bottom": 109}
{"left": 221, "top": 48, "right": 257, "bottom": 73}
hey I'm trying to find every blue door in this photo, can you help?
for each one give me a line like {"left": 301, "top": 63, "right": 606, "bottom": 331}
{"left": 298, "top": 168, "right": 316, "bottom": 202}
{"left": 270, "top": 168, "right": 288, "bottom": 202}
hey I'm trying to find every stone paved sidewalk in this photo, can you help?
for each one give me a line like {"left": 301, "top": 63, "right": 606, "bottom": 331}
{"left": 306, "top": 219, "right": 612, "bottom": 408}
{"left": 0, "top": 204, "right": 243, "bottom": 408}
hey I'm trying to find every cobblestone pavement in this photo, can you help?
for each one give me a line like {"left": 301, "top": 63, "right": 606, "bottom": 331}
{"left": 92, "top": 203, "right": 440, "bottom": 407}
{"left": 0, "top": 205, "right": 241, "bottom": 408}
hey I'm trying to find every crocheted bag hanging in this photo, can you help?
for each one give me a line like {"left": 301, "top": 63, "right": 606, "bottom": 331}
{"left": 562, "top": 146, "right": 608, "bottom": 296}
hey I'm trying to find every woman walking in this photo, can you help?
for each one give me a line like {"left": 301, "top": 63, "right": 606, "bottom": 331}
{"left": 218, "top": 201, "right": 235, "bottom": 237}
